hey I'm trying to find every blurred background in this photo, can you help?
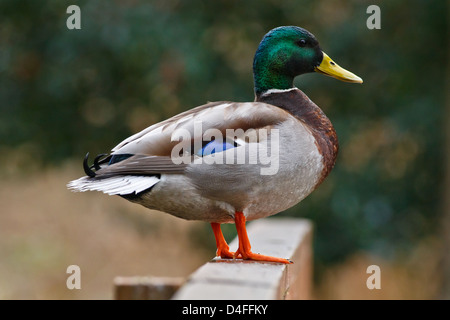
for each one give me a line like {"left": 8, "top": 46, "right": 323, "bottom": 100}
{"left": 0, "top": 0, "right": 448, "bottom": 299}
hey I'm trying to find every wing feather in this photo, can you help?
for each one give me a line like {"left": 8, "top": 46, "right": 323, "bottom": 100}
{"left": 69, "top": 101, "right": 292, "bottom": 195}
{"left": 111, "top": 101, "right": 290, "bottom": 157}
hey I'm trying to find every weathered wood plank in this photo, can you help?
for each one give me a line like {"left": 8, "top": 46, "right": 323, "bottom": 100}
{"left": 114, "top": 276, "right": 185, "bottom": 300}
{"left": 172, "top": 218, "right": 313, "bottom": 300}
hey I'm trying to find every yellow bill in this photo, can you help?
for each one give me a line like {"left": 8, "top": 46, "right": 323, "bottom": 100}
{"left": 315, "top": 52, "right": 363, "bottom": 83}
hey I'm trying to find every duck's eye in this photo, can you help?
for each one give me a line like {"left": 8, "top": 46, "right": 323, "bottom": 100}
{"left": 296, "top": 39, "right": 307, "bottom": 47}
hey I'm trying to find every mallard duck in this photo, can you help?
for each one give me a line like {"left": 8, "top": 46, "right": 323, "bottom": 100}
{"left": 68, "top": 26, "right": 362, "bottom": 264}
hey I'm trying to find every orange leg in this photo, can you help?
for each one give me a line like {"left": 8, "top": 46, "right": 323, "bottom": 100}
{"left": 211, "top": 223, "right": 235, "bottom": 259}
{"left": 234, "top": 212, "right": 292, "bottom": 264}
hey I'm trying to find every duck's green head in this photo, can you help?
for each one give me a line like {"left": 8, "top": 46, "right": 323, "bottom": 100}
{"left": 253, "top": 26, "right": 362, "bottom": 96}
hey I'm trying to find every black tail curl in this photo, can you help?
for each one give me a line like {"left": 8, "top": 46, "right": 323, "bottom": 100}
{"left": 83, "top": 152, "right": 111, "bottom": 177}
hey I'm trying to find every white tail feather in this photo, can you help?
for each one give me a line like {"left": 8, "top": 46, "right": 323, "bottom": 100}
{"left": 67, "top": 175, "right": 160, "bottom": 196}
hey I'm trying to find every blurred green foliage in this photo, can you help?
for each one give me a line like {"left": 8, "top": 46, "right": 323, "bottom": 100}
{"left": 0, "top": 0, "right": 446, "bottom": 273}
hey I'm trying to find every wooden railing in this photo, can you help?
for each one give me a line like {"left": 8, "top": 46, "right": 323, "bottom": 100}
{"left": 114, "top": 218, "right": 313, "bottom": 300}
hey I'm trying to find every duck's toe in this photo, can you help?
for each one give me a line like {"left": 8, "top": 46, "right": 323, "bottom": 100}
{"left": 235, "top": 248, "right": 292, "bottom": 264}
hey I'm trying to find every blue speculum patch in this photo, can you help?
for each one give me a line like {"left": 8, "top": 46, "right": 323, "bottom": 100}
{"left": 197, "top": 140, "right": 236, "bottom": 156}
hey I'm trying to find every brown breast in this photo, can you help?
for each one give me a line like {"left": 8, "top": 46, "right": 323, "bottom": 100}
{"left": 257, "top": 88, "right": 339, "bottom": 188}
